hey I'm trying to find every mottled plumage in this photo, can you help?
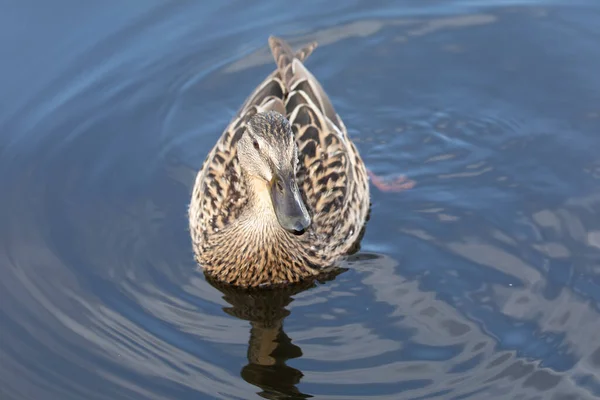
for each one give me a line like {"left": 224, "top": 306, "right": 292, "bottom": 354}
{"left": 189, "top": 36, "right": 370, "bottom": 287}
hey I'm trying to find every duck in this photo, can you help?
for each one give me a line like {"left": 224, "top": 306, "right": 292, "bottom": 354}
{"left": 188, "top": 36, "right": 370, "bottom": 287}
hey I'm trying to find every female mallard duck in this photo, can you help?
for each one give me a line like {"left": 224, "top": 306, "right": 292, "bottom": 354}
{"left": 189, "top": 36, "right": 370, "bottom": 287}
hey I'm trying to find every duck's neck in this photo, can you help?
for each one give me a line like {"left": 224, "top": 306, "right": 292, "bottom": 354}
{"left": 202, "top": 173, "right": 318, "bottom": 287}
{"left": 242, "top": 173, "right": 280, "bottom": 232}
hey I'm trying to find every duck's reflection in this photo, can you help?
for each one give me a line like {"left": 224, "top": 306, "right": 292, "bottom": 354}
{"left": 205, "top": 270, "right": 345, "bottom": 400}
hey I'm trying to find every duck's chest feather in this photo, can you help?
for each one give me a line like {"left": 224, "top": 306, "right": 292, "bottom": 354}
{"left": 195, "top": 220, "right": 328, "bottom": 287}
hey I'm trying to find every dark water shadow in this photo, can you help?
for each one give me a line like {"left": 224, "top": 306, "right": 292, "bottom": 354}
{"left": 205, "top": 269, "right": 346, "bottom": 399}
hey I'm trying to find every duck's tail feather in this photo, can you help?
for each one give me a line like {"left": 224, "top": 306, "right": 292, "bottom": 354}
{"left": 268, "top": 35, "right": 317, "bottom": 89}
{"left": 294, "top": 40, "right": 318, "bottom": 62}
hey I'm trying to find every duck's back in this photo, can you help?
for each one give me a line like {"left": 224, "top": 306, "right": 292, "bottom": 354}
{"left": 190, "top": 36, "right": 370, "bottom": 262}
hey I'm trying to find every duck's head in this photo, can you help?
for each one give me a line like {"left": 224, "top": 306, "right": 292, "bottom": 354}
{"left": 236, "top": 111, "right": 311, "bottom": 235}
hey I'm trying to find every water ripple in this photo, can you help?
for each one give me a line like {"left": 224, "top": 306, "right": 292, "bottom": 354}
{"left": 2, "top": 2, "right": 600, "bottom": 400}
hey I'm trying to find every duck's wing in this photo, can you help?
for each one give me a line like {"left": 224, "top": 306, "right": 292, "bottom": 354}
{"left": 268, "top": 36, "right": 370, "bottom": 251}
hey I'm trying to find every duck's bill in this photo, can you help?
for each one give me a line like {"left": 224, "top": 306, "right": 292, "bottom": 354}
{"left": 270, "top": 175, "right": 311, "bottom": 235}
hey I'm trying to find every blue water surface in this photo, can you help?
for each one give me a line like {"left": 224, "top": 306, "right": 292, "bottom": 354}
{"left": 1, "top": 1, "right": 600, "bottom": 399}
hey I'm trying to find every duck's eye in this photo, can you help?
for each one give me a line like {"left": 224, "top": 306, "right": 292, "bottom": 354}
{"left": 276, "top": 181, "right": 284, "bottom": 192}
{"left": 253, "top": 140, "right": 260, "bottom": 150}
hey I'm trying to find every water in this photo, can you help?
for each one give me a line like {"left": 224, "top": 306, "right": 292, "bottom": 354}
{"left": 1, "top": 1, "right": 600, "bottom": 399}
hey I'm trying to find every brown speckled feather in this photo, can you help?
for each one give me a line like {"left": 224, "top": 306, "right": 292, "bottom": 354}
{"left": 189, "top": 36, "right": 370, "bottom": 287}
